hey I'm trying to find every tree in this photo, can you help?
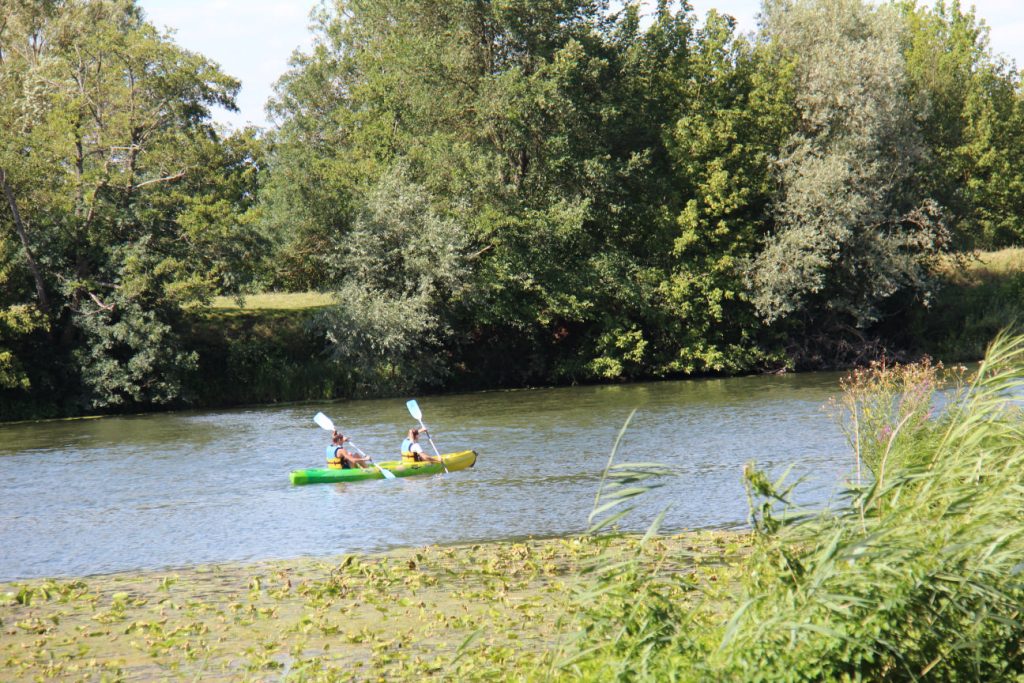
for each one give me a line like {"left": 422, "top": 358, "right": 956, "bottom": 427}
{"left": 748, "top": 0, "right": 949, "bottom": 364}
{"left": 315, "top": 167, "right": 473, "bottom": 393}
{"left": 657, "top": 9, "right": 796, "bottom": 374}
{"left": 0, "top": 0, "right": 255, "bottom": 411}
{"left": 900, "top": 0, "right": 1024, "bottom": 248}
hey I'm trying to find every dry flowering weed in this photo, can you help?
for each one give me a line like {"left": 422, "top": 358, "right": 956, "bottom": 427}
{"left": 829, "top": 357, "right": 970, "bottom": 483}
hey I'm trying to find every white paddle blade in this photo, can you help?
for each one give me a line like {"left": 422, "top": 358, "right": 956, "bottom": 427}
{"left": 379, "top": 466, "right": 396, "bottom": 480}
{"left": 313, "top": 412, "right": 335, "bottom": 432}
{"left": 406, "top": 399, "right": 422, "bottom": 421}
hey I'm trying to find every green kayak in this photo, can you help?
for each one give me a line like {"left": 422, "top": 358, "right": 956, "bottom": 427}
{"left": 290, "top": 450, "right": 477, "bottom": 485}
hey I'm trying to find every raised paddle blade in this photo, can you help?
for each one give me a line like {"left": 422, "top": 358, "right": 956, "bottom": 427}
{"left": 313, "top": 412, "right": 335, "bottom": 432}
{"left": 406, "top": 399, "right": 422, "bottom": 421}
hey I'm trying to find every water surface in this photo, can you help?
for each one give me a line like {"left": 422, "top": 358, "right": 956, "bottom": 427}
{"left": 0, "top": 372, "right": 853, "bottom": 581}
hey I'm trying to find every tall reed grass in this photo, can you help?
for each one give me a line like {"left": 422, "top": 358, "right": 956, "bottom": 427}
{"left": 563, "top": 332, "right": 1024, "bottom": 680}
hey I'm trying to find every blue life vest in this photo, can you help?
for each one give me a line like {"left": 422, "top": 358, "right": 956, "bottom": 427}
{"left": 400, "top": 438, "right": 412, "bottom": 453}
{"left": 326, "top": 444, "right": 340, "bottom": 460}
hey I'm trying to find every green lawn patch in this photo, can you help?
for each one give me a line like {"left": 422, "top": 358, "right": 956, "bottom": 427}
{"left": 210, "top": 292, "right": 335, "bottom": 311}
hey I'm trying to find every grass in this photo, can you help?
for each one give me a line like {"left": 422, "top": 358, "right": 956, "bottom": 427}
{"left": 0, "top": 531, "right": 748, "bottom": 681}
{"left": 562, "top": 332, "right": 1024, "bottom": 680}
{"left": 938, "top": 247, "right": 1024, "bottom": 285}
{"left": 210, "top": 292, "right": 335, "bottom": 311}
{"left": 907, "top": 248, "right": 1024, "bottom": 362}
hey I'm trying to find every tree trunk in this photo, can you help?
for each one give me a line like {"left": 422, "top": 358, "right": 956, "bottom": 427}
{"left": 0, "top": 167, "right": 51, "bottom": 316}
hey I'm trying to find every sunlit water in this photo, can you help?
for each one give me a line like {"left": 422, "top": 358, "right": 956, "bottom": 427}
{"left": 0, "top": 373, "right": 855, "bottom": 581}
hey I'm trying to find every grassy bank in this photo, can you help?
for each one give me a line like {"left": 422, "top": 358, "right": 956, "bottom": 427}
{"left": 906, "top": 248, "right": 1024, "bottom": 361}
{"left": 0, "top": 531, "right": 748, "bottom": 681}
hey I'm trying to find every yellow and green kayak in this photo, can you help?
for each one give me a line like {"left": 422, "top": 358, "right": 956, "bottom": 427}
{"left": 290, "top": 450, "right": 477, "bottom": 485}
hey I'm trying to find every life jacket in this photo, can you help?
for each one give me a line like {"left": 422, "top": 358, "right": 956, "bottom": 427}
{"left": 325, "top": 444, "right": 350, "bottom": 469}
{"left": 400, "top": 438, "right": 420, "bottom": 462}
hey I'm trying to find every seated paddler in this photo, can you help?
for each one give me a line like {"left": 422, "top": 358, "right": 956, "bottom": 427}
{"left": 327, "top": 430, "right": 371, "bottom": 469}
{"left": 401, "top": 428, "right": 440, "bottom": 464}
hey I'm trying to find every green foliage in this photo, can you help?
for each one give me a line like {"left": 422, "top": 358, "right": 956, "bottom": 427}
{"left": 71, "top": 300, "right": 197, "bottom": 408}
{"left": 659, "top": 10, "right": 796, "bottom": 374}
{"left": 0, "top": 0, "right": 270, "bottom": 414}
{"left": 266, "top": 0, "right": 791, "bottom": 385}
{"left": 562, "top": 331, "right": 1024, "bottom": 680}
{"left": 5, "top": 0, "right": 1024, "bottom": 417}
{"left": 901, "top": 0, "right": 1024, "bottom": 249}
{"left": 314, "top": 167, "right": 473, "bottom": 394}
{"left": 716, "top": 334, "right": 1024, "bottom": 680}
{"left": 750, "top": 0, "right": 950, "bottom": 345}
{"left": 0, "top": 302, "right": 45, "bottom": 390}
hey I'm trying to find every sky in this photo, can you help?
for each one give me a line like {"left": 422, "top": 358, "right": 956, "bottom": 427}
{"left": 138, "top": 0, "right": 1024, "bottom": 131}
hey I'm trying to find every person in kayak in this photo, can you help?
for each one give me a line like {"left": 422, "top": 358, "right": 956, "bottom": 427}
{"left": 401, "top": 428, "right": 440, "bottom": 464}
{"left": 327, "top": 431, "right": 371, "bottom": 469}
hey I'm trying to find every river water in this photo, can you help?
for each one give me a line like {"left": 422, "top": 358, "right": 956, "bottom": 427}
{"left": 0, "top": 372, "right": 855, "bottom": 581}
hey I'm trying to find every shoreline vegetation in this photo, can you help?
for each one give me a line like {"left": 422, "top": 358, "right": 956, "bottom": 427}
{"left": 157, "top": 246, "right": 1024, "bottom": 415}
{"left": 7, "top": 246, "right": 1021, "bottom": 425}
{"left": 0, "top": 531, "right": 750, "bottom": 680}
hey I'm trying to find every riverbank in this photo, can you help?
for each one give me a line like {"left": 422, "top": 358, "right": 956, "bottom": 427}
{"left": 3, "top": 249, "right": 1021, "bottom": 423}
{"left": 0, "top": 531, "right": 748, "bottom": 681}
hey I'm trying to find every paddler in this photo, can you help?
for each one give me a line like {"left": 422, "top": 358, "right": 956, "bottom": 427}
{"left": 401, "top": 427, "right": 440, "bottom": 464}
{"left": 327, "top": 431, "right": 371, "bottom": 469}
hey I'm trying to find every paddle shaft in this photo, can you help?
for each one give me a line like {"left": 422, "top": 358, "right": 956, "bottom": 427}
{"left": 414, "top": 418, "right": 447, "bottom": 472}
{"left": 345, "top": 440, "right": 396, "bottom": 480}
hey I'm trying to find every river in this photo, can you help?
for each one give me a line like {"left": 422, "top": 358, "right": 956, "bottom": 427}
{"left": 0, "top": 372, "right": 854, "bottom": 581}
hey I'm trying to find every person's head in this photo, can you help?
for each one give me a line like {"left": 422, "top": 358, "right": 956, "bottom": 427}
{"left": 332, "top": 432, "right": 345, "bottom": 445}
{"left": 407, "top": 428, "right": 420, "bottom": 440}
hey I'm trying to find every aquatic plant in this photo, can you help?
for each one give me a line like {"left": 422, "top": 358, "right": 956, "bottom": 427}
{"left": 564, "top": 331, "right": 1024, "bottom": 680}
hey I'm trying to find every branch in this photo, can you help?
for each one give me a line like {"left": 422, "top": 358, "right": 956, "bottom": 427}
{"left": 132, "top": 170, "right": 186, "bottom": 190}
{"left": 87, "top": 291, "right": 116, "bottom": 313}
{"left": 469, "top": 244, "right": 494, "bottom": 260}
{"left": 0, "top": 167, "right": 51, "bottom": 316}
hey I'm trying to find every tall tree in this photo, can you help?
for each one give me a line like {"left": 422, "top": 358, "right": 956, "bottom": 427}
{"left": 900, "top": 0, "right": 1024, "bottom": 248}
{"left": 748, "top": 0, "right": 949, "bottom": 365}
{"left": 0, "top": 0, "right": 256, "bottom": 412}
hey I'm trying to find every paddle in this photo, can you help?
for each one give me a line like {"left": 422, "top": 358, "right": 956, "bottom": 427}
{"left": 313, "top": 412, "right": 395, "bottom": 480}
{"left": 406, "top": 399, "right": 447, "bottom": 473}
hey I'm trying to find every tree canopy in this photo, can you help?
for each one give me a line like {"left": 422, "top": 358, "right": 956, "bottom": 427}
{"left": 3, "top": 0, "right": 1023, "bottom": 417}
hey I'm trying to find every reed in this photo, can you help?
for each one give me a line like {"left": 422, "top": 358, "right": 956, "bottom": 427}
{"left": 565, "top": 332, "right": 1024, "bottom": 680}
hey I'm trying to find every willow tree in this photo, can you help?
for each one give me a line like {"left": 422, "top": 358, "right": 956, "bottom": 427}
{"left": 748, "top": 0, "right": 949, "bottom": 365}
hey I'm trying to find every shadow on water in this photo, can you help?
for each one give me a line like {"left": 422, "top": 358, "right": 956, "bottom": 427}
{"left": 0, "top": 372, "right": 852, "bottom": 580}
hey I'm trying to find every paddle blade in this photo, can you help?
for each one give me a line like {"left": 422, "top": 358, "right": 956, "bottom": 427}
{"left": 378, "top": 466, "right": 396, "bottom": 480}
{"left": 406, "top": 399, "right": 422, "bottom": 421}
{"left": 313, "top": 412, "right": 335, "bottom": 432}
